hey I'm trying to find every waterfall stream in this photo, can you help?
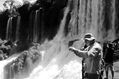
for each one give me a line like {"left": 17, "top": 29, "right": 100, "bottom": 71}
{"left": 0, "top": 0, "right": 118, "bottom": 79}
{"left": 6, "top": 17, "right": 13, "bottom": 41}
{"left": 33, "top": 10, "right": 39, "bottom": 42}
{"left": 15, "top": 15, "right": 21, "bottom": 41}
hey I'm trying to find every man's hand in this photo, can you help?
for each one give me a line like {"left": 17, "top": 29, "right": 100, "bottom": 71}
{"left": 69, "top": 46, "right": 88, "bottom": 58}
{"left": 69, "top": 47, "right": 82, "bottom": 57}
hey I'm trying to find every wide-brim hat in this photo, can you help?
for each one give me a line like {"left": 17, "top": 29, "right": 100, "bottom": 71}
{"left": 84, "top": 33, "right": 95, "bottom": 41}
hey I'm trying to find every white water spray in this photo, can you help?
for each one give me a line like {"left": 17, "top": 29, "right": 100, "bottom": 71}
{"left": 0, "top": 54, "right": 20, "bottom": 79}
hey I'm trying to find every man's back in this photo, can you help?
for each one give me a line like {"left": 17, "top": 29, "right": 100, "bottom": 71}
{"left": 104, "top": 44, "right": 114, "bottom": 64}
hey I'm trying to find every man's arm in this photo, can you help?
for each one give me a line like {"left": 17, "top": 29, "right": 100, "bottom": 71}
{"left": 88, "top": 47, "right": 102, "bottom": 58}
{"left": 69, "top": 47, "right": 88, "bottom": 58}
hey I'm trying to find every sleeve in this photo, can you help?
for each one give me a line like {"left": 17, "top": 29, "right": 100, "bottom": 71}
{"left": 69, "top": 46, "right": 89, "bottom": 58}
{"left": 73, "top": 49, "right": 88, "bottom": 58}
{"left": 69, "top": 46, "right": 102, "bottom": 58}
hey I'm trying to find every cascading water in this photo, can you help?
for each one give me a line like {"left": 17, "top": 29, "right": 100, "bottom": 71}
{"left": 72, "top": 0, "right": 117, "bottom": 42}
{"left": 6, "top": 14, "right": 21, "bottom": 42}
{"left": 0, "top": 54, "right": 20, "bottom": 79}
{"left": 0, "top": 0, "right": 119, "bottom": 79}
{"left": 6, "top": 17, "right": 13, "bottom": 41}
{"left": 28, "top": 6, "right": 43, "bottom": 42}
{"left": 15, "top": 15, "right": 21, "bottom": 41}
{"left": 21, "top": 4, "right": 82, "bottom": 79}
{"left": 33, "top": 10, "right": 39, "bottom": 42}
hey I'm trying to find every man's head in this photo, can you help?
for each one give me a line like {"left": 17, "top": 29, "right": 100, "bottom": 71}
{"left": 84, "top": 33, "right": 95, "bottom": 46}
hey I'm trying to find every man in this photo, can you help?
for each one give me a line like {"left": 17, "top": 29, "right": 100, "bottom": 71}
{"left": 69, "top": 33, "right": 103, "bottom": 79}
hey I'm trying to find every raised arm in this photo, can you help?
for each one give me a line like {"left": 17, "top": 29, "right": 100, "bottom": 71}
{"left": 69, "top": 47, "right": 88, "bottom": 58}
{"left": 88, "top": 47, "right": 102, "bottom": 58}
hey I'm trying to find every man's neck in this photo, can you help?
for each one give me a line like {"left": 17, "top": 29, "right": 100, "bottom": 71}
{"left": 89, "top": 42, "right": 95, "bottom": 47}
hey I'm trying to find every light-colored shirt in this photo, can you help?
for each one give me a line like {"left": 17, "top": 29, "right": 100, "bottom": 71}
{"left": 74, "top": 42, "right": 102, "bottom": 73}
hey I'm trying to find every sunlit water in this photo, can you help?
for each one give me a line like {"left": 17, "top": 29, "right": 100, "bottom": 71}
{"left": 0, "top": 54, "right": 20, "bottom": 79}
{"left": 24, "top": 58, "right": 82, "bottom": 79}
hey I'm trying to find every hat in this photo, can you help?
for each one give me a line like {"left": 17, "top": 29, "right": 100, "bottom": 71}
{"left": 84, "top": 33, "right": 95, "bottom": 41}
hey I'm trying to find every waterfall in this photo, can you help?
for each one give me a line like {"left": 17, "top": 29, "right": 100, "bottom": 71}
{"left": 28, "top": 7, "right": 43, "bottom": 43}
{"left": 6, "top": 15, "right": 21, "bottom": 42}
{"left": 33, "top": 10, "right": 39, "bottom": 42}
{"left": 68, "top": 0, "right": 117, "bottom": 42}
{"left": 0, "top": 0, "right": 118, "bottom": 79}
{"left": 6, "top": 17, "right": 13, "bottom": 41}
{"left": 33, "top": 8, "right": 43, "bottom": 43}
{"left": 15, "top": 15, "right": 21, "bottom": 41}
{"left": 0, "top": 54, "right": 20, "bottom": 79}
